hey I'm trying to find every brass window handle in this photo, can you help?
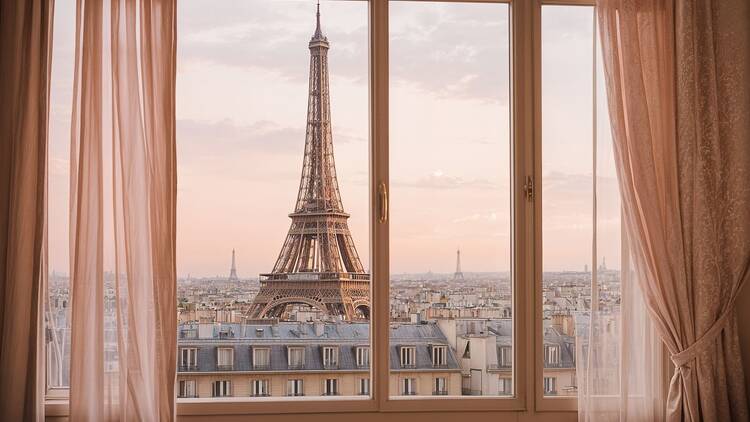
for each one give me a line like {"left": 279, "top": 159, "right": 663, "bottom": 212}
{"left": 378, "top": 182, "right": 388, "bottom": 223}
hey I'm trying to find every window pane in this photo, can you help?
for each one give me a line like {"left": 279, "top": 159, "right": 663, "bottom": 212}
{"left": 389, "top": 1, "right": 512, "bottom": 398}
{"left": 176, "top": 0, "right": 370, "bottom": 399}
{"left": 541, "top": 5, "right": 621, "bottom": 398}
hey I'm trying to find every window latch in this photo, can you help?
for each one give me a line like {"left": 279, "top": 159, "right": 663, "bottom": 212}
{"left": 523, "top": 175, "right": 534, "bottom": 201}
{"left": 378, "top": 182, "right": 388, "bottom": 223}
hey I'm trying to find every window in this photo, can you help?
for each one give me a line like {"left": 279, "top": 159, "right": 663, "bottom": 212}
{"left": 434, "top": 377, "right": 447, "bottom": 395}
{"left": 323, "top": 379, "right": 339, "bottom": 396}
{"left": 431, "top": 345, "right": 447, "bottom": 367}
{"left": 287, "top": 379, "right": 304, "bottom": 397}
{"left": 498, "top": 378, "right": 512, "bottom": 396}
{"left": 43, "top": 0, "right": 604, "bottom": 414}
{"left": 217, "top": 348, "right": 234, "bottom": 370}
{"left": 288, "top": 347, "right": 305, "bottom": 370}
{"left": 544, "top": 345, "right": 560, "bottom": 366}
{"left": 498, "top": 346, "right": 512, "bottom": 367}
{"left": 253, "top": 348, "right": 270, "bottom": 370}
{"left": 356, "top": 346, "right": 369, "bottom": 367}
{"left": 401, "top": 378, "right": 417, "bottom": 396}
{"left": 212, "top": 380, "right": 232, "bottom": 398}
{"left": 322, "top": 347, "right": 339, "bottom": 368}
{"left": 358, "top": 378, "right": 370, "bottom": 396}
{"left": 178, "top": 380, "right": 197, "bottom": 398}
{"left": 389, "top": 0, "right": 512, "bottom": 399}
{"left": 399, "top": 346, "right": 415, "bottom": 368}
{"left": 543, "top": 377, "right": 557, "bottom": 395}
{"left": 251, "top": 379, "right": 270, "bottom": 397}
{"left": 180, "top": 348, "right": 198, "bottom": 370}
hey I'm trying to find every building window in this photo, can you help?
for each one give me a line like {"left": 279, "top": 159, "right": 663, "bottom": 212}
{"left": 212, "top": 380, "right": 232, "bottom": 397}
{"left": 543, "top": 377, "right": 557, "bottom": 395}
{"left": 323, "top": 378, "right": 339, "bottom": 396}
{"left": 178, "top": 379, "right": 197, "bottom": 398}
{"left": 356, "top": 346, "right": 369, "bottom": 367}
{"left": 253, "top": 347, "right": 270, "bottom": 370}
{"left": 431, "top": 345, "right": 447, "bottom": 367}
{"left": 287, "top": 379, "right": 304, "bottom": 397}
{"left": 251, "top": 379, "right": 270, "bottom": 397}
{"left": 358, "top": 378, "right": 370, "bottom": 396}
{"left": 498, "top": 378, "right": 512, "bottom": 396}
{"left": 288, "top": 347, "right": 305, "bottom": 369}
{"left": 401, "top": 378, "right": 417, "bottom": 396}
{"left": 399, "top": 346, "right": 416, "bottom": 368}
{"left": 544, "top": 345, "right": 560, "bottom": 366}
{"left": 217, "top": 347, "right": 234, "bottom": 370}
{"left": 499, "top": 346, "right": 512, "bottom": 367}
{"left": 322, "top": 346, "right": 338, "bottom": 368}
{"left": 179, "top": 347, "right": 197, "bottom": 370}
{"left": 433, "top": 377, "right": 447, "bottom": 395}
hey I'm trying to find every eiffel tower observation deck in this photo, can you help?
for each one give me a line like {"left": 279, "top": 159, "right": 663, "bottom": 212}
{"left": 248, "top": 4, "right": 370, "bottom": 321}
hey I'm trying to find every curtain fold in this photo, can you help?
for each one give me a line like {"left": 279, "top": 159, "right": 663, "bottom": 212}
{"left": 0, "top": 0, "right": 55, "bottom": 421}
{"left": 596, "top": 0, "right": 750, "bottom": 420}
{"left": 70, "top": 0, "right": 177, "bottom": 420}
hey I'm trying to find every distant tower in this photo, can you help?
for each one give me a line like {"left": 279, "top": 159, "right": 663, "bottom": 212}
{"left": 454, "top": 249, "right": 464, "bottom": 280}
{"left": 229, "top": 249, "right": 239, "bottom": 281}
{"left": 247, "top": 4, "right": 370, "bottom": 321}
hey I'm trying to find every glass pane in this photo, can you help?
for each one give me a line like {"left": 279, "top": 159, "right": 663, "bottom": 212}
{"left": 389, "top": 1, "right": 512, "bottom": 398}
{"left": 541, "top": 5, "right": 618, "bottom": 398}
{"left": 176, "top": 0, "right": 370, "bottom": 399}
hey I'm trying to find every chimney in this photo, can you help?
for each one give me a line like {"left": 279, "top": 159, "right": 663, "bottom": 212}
{"left": 314, "top": 321, "right": 325, "bottom": 337}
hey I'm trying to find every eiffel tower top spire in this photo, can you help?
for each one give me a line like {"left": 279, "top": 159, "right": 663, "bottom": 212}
{"left": 229, "top": 249, "right": 238, "bottom": 281}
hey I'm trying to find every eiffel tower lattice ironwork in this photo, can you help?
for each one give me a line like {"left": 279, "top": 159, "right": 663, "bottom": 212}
{"left": 248, "top": 5, "right": 370, "bottom": 321}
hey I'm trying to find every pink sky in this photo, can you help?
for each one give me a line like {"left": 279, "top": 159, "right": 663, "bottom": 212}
{"left": 47, "top": 1, "right": 620, "bottom": 278}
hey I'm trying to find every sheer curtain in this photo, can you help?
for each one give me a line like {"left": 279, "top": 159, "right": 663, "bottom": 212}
{"left": 69, "top": 0, "right": 177, "bottom": 420}
{"left": 591, "top": 0, "right": 750, "bottom": 421}
{"left": 0, "top": 1, "right": 54, "bottom": 421}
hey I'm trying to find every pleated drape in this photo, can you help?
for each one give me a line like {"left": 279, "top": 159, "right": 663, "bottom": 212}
{"left": 596, "top": 0, "right": 750, "bottom": 420}
{"left": 69, "top": 0, "right": 177, "bottom": 420}
{"left": 0, "top": 0, "right": 55, "bottom": 420}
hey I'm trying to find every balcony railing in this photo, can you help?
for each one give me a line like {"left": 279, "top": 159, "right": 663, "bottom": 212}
{"left": 178, "top": 394, "right": 199, "bottom": 399}
{"left": 178, "top": 365, "right": 199, "bottom": 372}
{"left": 462, "top": 388, "right": 482, "bottom": 396}
{"left": 216, "top": 364, "right": 234, "bottom": 371}
{"left": 253, "top": 364, "right": 271, "bottom": 370}
{"left": 433, "top": 390, "right": 449, "bottom": 396}
{"left": 402, "top": 391, "right": 417, "bottom": 396}
{"left": 288, "top": 363, "right": 305, "bottom": 370}
{"left": 487, "top": 363, "right": 512, "bottom": 370}
{"left": 323, "top": 363, "right": 339, "bottom": 370}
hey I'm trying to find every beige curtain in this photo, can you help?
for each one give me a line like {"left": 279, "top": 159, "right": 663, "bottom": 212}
{"left": 0, "top": 1, "right": 55, "bottom": 421}
{"left": 597, "top": 0, "right": 750, "bottom": 421}
{"left": 69, "top": 0, "right": 177, "bottom": 420}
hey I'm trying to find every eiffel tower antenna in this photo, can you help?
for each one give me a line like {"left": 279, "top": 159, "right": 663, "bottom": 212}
{"left": 454, "top": 248, "right": 464, "bottom": 280}
{"left": 248, "top": 5, "right": 370, "bottom": 321}
{"left": 229, "top": 249, "right": 238, "bottom": 281}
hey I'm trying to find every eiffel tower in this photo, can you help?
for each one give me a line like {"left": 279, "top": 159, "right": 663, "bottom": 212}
{"left": 454, "top": 248, "right": 464, "bottom": 280}
{"left": 248, "top": 4, "right": 370, "bottom": 321}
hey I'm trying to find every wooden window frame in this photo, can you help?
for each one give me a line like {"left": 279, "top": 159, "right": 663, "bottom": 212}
{"left": 42, "top": 0, "right": 607, "bottom": 418}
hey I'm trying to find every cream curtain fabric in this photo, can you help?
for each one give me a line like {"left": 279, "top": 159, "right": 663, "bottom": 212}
{"left": 69, "top": 0, "right": 177, "bottom": 420}
{"left": 596, "top": 0, "right": 750, "bottom": 421}
{"left": 0, "top": 1, "right": 54, "bottom": 421}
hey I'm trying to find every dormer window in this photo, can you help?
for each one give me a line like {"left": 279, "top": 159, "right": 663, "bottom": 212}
{"left": 399, "top": 346, "right": 416, "bottom": 368}
{"left": 253, "top": 347, "right": 270, "bottom": 370}
{"left": 356, "top": 346, "right": 369, "bottom": 367}
{"left": 217, "top": 347, "right": 234, "bottom": 370}
{"left": 322, "top": 346, "right": 338, "bottom": 368}
{"left": 431, "top": 345, "right": 447, "bottom": 367}
{"left": 544, "top": 345, "right": 560, "bottom": 366}
{"left": 179, "top": 347, "right": 198, "bottom": 370}
{"left": 499, "top": 346, "right": 512, "bottom": 367}
{"left": 288, "top": 347, "right": 305, "bottom": 369}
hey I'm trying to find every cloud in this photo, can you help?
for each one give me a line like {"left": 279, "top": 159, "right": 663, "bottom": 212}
{"left": 395, "top": 170, "right": 502, "bottom": 191}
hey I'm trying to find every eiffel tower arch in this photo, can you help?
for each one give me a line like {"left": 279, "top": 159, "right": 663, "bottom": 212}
{"left": 248, "top": 5, "right": 370, "bottom": 321}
